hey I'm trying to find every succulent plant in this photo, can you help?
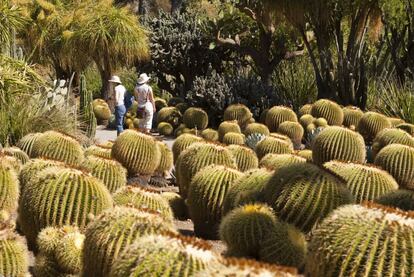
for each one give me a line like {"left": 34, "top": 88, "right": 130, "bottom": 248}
{"left": 33, "top": 254, "right": 61, "bottom": 277}
{"left": 388, "top": 117, "right": 405, "bottom": 127}
{"left": 306, "top": 203, "right": 414, "bottom": 277}
{"left": 299, "top": 114, "right": 314, "bottom": 129}
{"left": 183, "top": 107, "right": 209, "bottom": 130}
{"left": 201, "top": 128, "right": 219, "bottom": 142}
{"left": 342, "top": 106, "right": 364, "bottom": 128}
{"left": 298, "top": 104, "right": 312, "bottom": 116}
{"left": 245, "top": 133, "right": 266, "bottom": 150}
{"left": 255, "top": 136, "right": 293, "bottom": 160}
{"left": 375, "top": 189, "right": 414, "bottom": 211}
{"left": 223, "top": 132, "right": 245, "bottom": 145}
{"left": 157, "top": 107, "right": 182, "bottom": 128}
{"left": 82, "top": 207, "right": 176, "bottom": 277}
{"left": 226, "top": 145, "right": 259, "bottom": 172}
{"left": 187, "top": 165, "right": 243, "bottom": 239}
{"left": 111, "top": 130, "right": 161, "bottom": 176}
{"left": 82, "top": 155, "right": 127, "bottom": 193}
{"left": 175, "top": 102, "right": 189, "bottom": 114}
{"left": 312, "top": 126, "right": 366, "bottom": 165}
{"left": 174, "top": 123, "right": 188, "bottom": 137}
{"left": 110, "top": 233, "right": 220, "bottom": 277}
{"left": 310, "top": 99, "right": 344, "bottom": 126}
{"left": 54, "top": 231, "right": 85, "bottom": 274}
{"left": 265, "top": 106, "right": 298, "bottom": 132}
{"left": 161, "top": 192, "right": 188, "bottom": 220}
{"left": 264, "top": 163, "right": 353, "bottom": 232}
{"left": 16, "top": 132, "right": 43, "bottom": 157}
{"left": 155, "top": 141, "right": 173, "bottom": 176}
{"left": 218, "top": 121, "right": 242, "bottom": 142}
{"left": 372, "top": 128, "right": 414, "bottom": 158}
{"left": 396, "top": 123, "right": 414, "bottom": 136}
{"left": 113, "top": 186, "right": 173, "bottom": 219}
{"left": 32, "top": 131, "right": 84, "bottom": 166}
{"left": 356, "top": 111, "right": 392, "bottom": 144}
{"left": 0, "top": 231, "right": 29, "bottom": 277}
{"left": 324, "top": 161, "right": 399, "bottom": 203}
{"left": 259, "top": 109, "right": 269, "bottom": 124}
{"left": 18, "top": 166, "right": 113, "bottom": 246}
{"left": 374, "top": 143, "right": 414, "bottom": 189}
{"left": 277, "top": 121, "right": 304, "bottom": 145}
{"left": 155, "top": 97, "right": 168, "bottom": 111}
{"left": 0, "top": 160, "right": 19, "bottom": 213}
{"left": 93, "top": 101, "right": 112, "bottom": 121}
{"left": 79, "top": 74, "right": 97, "bottom": 139}
{"left": 84, "top": 144, "right": 112, "bottom": 159}
{"left": 313, "top": 117, "right": 328, "bottom": 128}
{"left": 172, "top": 133, "right": 204, "bottom": 162}
{"left": 168, "top": 97, "right": 185, "bottom": 107}
{"left": 223, "top": 104, "right": 253, "bottom": 128}
{"left": 259, "top": 153, "right": 306, "bottom": 172}
{"left": 295, "top": 149, "right": 313, "bottom": 161}
{"left": 157, "top": 122, "right": 174, "bottom": 136}
{"left": 244, "top": 123, "right": 270, "bottom": 137}
{"left": 0, "top": 155, "right": 22, "bottom": 173}
{"left": 1, "top": 147, "right": 29, "bottom": 165}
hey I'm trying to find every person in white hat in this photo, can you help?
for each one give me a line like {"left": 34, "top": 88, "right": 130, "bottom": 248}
{"left": 134, "top": 73, "right": 156, "bottom": 134}
{"left": 108, "top": 75, "right": 127, "bottom": 136}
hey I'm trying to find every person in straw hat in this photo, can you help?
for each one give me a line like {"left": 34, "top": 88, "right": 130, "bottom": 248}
{"left": 108, "top": 75, "right": 127, "bottom": 136}
{"left": 134, "top": 73, "right": 156, "bottom": 134}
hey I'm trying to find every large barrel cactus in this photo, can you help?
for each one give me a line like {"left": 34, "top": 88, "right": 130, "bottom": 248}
{"left": 376, "top": 189, "right": 414, "bottom": 211}
{"left": 16, "top": 132, "right": 43, "bottom": 157}
{"left": 18, "top": 166, "right": 113, "bottom": 246}
{"left": 244, "top": 123, "right": 270, "bottom": 137}
{"left": 277, "top": 121, "right": 304, "bottom": 145}
{"left": 93, "top": 99, "right": 111, "bottom": 122}
{"left": 82, "top": 155, "right": 127, "bottom": 193}
{"left": 157, "top": 107, "right": 182, "bottom": 128}
{"left": 187, "top": 165, "right": 243, "bottom": 239}
{"left": 255, "top": 136, "right": 293, "bottom": 159}
{"left": 157, "top": 122, "right": 174, "bottom": 136}
{"left": 1, "top": 147, "right": 29, "bottom": 165}
{"left": 397, "top": 123, "right": 414, "bottom": 136}
{"left": 32, "top": 131, "right": 84, "bottom": 166}
{"left": 0, "top": 231, "right": 29, "bottom": 277}
{"left": 155, "top": 141, "right": 173, "bottom": 176}
{"left": 82, "top": 207, "right": 176, "bottom": 277}
{"left": 183, "top": 107, "right": 209, "bottom": 130}
{"left": 201, "top": 128, "right": 219, "bottom": 142}
{"left": 218, "top": 121, "right": 242, "bottom": 142}
{"left": 223, "top": 104, "right": 253, "bottom": 128}
{"left": 310, "top": 99, "right": 344, "bottom": 126}
{"left": 312, "top": 126, "right": 366, "bottom": 165}
{"left": 264, "top": 163, "right": 353, "bottom": 232}
{"left": 226, "top": 145, "right": 259, "bottom": 172}
{"left": 342, "top": 106, "right": 363, "bottom": 128}
{"left": 324, "top": 161, "right": 398, "bottom": 203}
{"left": 111, "top": 130, "right": 161, "bottom": 176}
{"left": 265, "top": 106, "right": 298, "bottom": 132}
{"left": 84, "top": 144, "right": 112, "bottom": 159}
{"left": 223, "top": 132, "right": 245, "bottom": 145}
{"left": 372, "top": 128, "right": 414, "bottom": 158}
{"left": 306, "top": 203, "right": 414, "bottom": 277}
{"left": 357, "top": 111, "right": 392, "bottom": 144}
{"left": 172, "top": 133, "right": 204, "bottom": 162}
{"left": 374, "top": 143, "right": 414, "bottom": 189}
{"left": 0, "top": 160, "right": 20, "bottom": 213}
{"left": 259, "top": 153, "right": 306, "bottom": 172}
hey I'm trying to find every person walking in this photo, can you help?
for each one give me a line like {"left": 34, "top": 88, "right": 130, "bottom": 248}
{"left": 134, "top": 73, "right": 156, "bottom": 134}
{"left": 109, "top": 75, "right": 126, "bottom": 136}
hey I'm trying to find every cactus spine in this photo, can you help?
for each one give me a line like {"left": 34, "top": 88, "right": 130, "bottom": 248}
{"left": 277, "top": 121, "right": 304, "bottom": 145}
{"left": 172, "top": 133, "right": 204, "bottom": 162}
{"left": 372, "top": 128, "right": 414, "bottom": 158}
{"left": 244, "top": 123, "right": 270, "bottom": 137}
{"left": 0, "top": 231, "right": 29, "bottom": 277}
{"left": 343, "top": 106, "right": 363, "bottom": 128}
{"left": 259, "top": 153, "right": 306, "bottom": 172}
{"left": 201, "top": 128, "right": 219, "bottom": 142}
{"left": 299, "top": 114, "right": 314, "bottom": 129}
{"left": 79, "top": 74, "right": 96, "bottom": 138}
{"left": 265, "top": 106, "right": 298, "bottom": 132}
{"left": 255, "top": 136, "right": 293, "bottom": 159}
{"left": 16, "top": 132, "right": 43, "bottom": 157}
{"left": 357, "top": 112, "right": 392, "bottom": 144}
{"left": 299, "top": 104, "right": 312, "bottom": 116}
{"left": 183, "top": 107, "right": 209, "bottom": 130}
{"left": 226, "top": 145, "right": 259, "bottom": 172}
{"left": 1, "top": 147, "right": 29, "bottom": 165}
{"left": 223, "top": 104, "right": 253, "bottom": 128}
{"left": 218, "top": 121, "right": 242, "bottom": 142}
{"left": 310, "top": 99, "right": 344, "bottom": 126}
{"left": 223, "top": 132, "right": 245, "bottom": 145}
{"left": 84, "top": 144, "right": 112, "bottom": 159}
{"left": 0, "top": 160, "right": 19, "bottom": 213}
{"left": 376, "top": 189, "right": 414, "bottom": 211}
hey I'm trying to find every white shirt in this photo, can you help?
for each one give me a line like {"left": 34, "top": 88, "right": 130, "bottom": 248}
{"left": 115, "top": 84, "right": 126, "bottom": 106}
{"left": 135, "top": 83, "right": 152, "bottom": 106}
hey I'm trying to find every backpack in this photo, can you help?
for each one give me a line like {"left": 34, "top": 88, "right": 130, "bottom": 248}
{"left": 124, "top": 91, "right": 134, "bottom": 110}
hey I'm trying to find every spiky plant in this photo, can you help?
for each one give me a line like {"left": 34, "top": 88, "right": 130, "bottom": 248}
{"left": 33, "top": 254, "right": 61, "bottom": 277}
{"left": 201, "top": 128, "right": 219, "bottom": 142}
{"left": 110, "top": 233, "right": 220, "bottom": 277}
{"left": 265, "top": 106, "right": 298, "bottom": 132}
{"left": 356, "top": 112, "right": 392, "bottom": 144}
{"left": 157, "top": 107, "right": 182, "bottom": 128}
{"left": 223, "top": 132, "right": 245, "bottom": 146}
{"left": 313, "top": 117, "right": 328, "bottom": 128}
{"left": 374, "top": 143, "right": 414, "bottom": 189}
{"left": 1, "top": 147, "right": 29, "bottom": 165}
{"left": 269, "top": 133, "right": 292, "bottom": 144}
{"left": 174, "top": 123, "right": 187, "bottom": 137}
{"left": 218, "top": 121, "right": 242, "bottom": 142}
{"left": 388, "top": 117, "right": 405, "bottom": 127}
{"left": 155, "top": 141, "right": 173, "bottom": 176}
{"left": 175, "top": 102, "right": 189, "bottom": 114}
{"left": 223, "top": 104, "right": 253, "bottom": 128}
{"left": 310, "top": 99, "right": 344, "bottom": 126}
{"left": 55, "top": 231, "right": 85, "bottom": 274}
{"left": 259, "top": 153, "right": 306, "bottom": 172}
{"left": 324, "top": 161, "right": 399, "bottom": 203}
{"left": 18, "top": 166, "right": 113, "bottom": 246}
{"left": 0, "top": 159, "right": 19, "bottom": 213}
{"left": 342, "top": 106, "right": 363, "bottom": 128}
{"left": 183, "top": 107, "right": 209, "bottom": 130}
{"left": 277, "top": 121, "right": 304, "bottom": 145}
{"left": 376, "top": 189, "right": 414, "bottom": 211}
{"left": 82, "top": 207, "right": 176, "bottom": 277}
{"left": 372, "top": 128, "right": 414, "bottom": 158}
{"left": 82, "top": 155, "right": 127, "bottom": 193}
{"left": 16, "top": 132, "right": 43, "bottom": 157}
{"left": 157, "top": 122, "right": 174, "bottom": 136}
{"left": 245, "top": 133, "right": 266, "bottom": 150}
{"left": 227, "top": 145, "right": 259, "bottom": 172}
{"left": 161, "top": 192, "right": 188, "bottom": 220}
{"left": 0, "top": 231, "right": 29, "bottom": 277}
{"left": 299, "top": 104, "right": 312, "bottom": 116}
{"left": 93, "top": 101, "right": 112, "bottom": 122}
{"left": 37, "top": 225, "right": 78, "bottom": 257}
{"left": 187, "top": 165, "right": 242, "bottom": 239}
{"left": 306, "top": 203, "right": 414, "bottom": 277}
{"left": 84, "top": 144, "right": 112, "bottom": 159}
{"left": 0, "top": 154, "right": 21, "bottom": 173}
{"left": 259, "top": 109, "right": 269, "bottom": 124}
{"left": 397, "top": 123, "right": 414, "bottom": 136}
{"left": 113, "top": 186, "right": 173, "bottom": 219}
{"left": 168, "top": 97, "right": 185, "bottom": 107}
{"left": 155, "top": 98, "right": 168, "bottom": 111}
{"left": 172, "top": 133, "right": 204, "bottom": 162}
{"left": 255, "top": 136, "right": 293, "bottom": 160}
{"left": 264, "top": 163, "right": 353, "bottom": 232}
{"left": 312, "top": 126, "right": 366, "bottom": 165}
{"left": 32, "top": 131, "right": 84, "bottom": 166}
{"left": 111, "top": 130, "right": 161, "bottom": 176}
{"left": 295, "top": 149, "right": 313, "bottom": 161}
{"left": 244, "top": 123, "right": 270, "bottom": 137}
{"left": 299, "top": 114, "right": 314, "bottom": 129}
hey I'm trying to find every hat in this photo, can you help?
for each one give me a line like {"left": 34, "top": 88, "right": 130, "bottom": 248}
{"left": 108, "top": 75, "right": 122, "bottom": 84}
{"left": 137, "top": 73, "right": 151, "bottom": 84}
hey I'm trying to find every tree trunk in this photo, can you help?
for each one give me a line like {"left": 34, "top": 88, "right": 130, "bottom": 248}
{"left": 99, "top": 68, "right": 115, "bottom": 112}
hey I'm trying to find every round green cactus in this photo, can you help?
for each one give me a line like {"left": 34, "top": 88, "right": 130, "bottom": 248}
{"left": 154, "top": 97, "right": 168, "bottom": 111}
{"left": 313, "top": 117, "right": 328, "bottom": 128}
{"left": 312, "top": 126, "right": 366, "bottom": 165}
{"left": 259, "top": 109, "right": 269, "bottom": 124}
{"left": 113, "top": 186, "right": 173, "bottom": 219}
{"left": 111, "top": 130, "right": 161, "bottom": 176}
{"left": 223, "top": 132, "right": 245, "bottom": 145}
{"left": 255, "top": 136, "right": 294, "bottom": 160}
{"left": 269, "top": 133, "right": 293, "bottom": 144}
{"left": 155, "top": 141, "right": 173, "bottom": 176}
{"left": 175, "top": 102, "right": 189, "bottom": 114}
{"left": 183, "top": 107, "right": 209, "bottom": 130}
{"left": 201, "top": 128, "right": 219, "bottom": 142}
{"left": 18, "top": 166, "right": 113, "bottom": 246}
{"left": 54, "top": 229, "right": 85, "bottom": 274}
{"left": 84, "top": 144, "right": 112, "bottom": 159}
{"left": 372, "top": 128, "right": 414, "bottom": 158}
{"left": 82, "top": 207, "right": 176, "bottom": 277}
{"left": 218, "top": 121, "right": 242, "bottom": 142}
{"left": 93, "top": 102, "right": 111, "bottom": 121}
{"left": 161, "top": 192, "right": 188, "bottom": 220}
{"left": 0, "top": 155, "right": 22, "bottom": 173}
{"left": 1, "top": 147, "right": 29, "bottom": 165}
{"left": 0, "top": 231, "right": 29, "bottom": 277}
{"left": 342, "top": 106, "right": 363, "bottom": 128}
{"left": 82, "top": 155, "right": 127, "bottom": 193}
{"left": 157, "top": 122, "right": 174, "bottom": 136}
{"left": 16, "top": 132, "right": 43, "bottom": 157}
{"left": 244, "top": 123, "right": 270, "bottom": 137}
{"left": 0, "top": 160, "right": 20, "bottom": 213}
{"left": 376, "top": 189, "right": 414, "bottom": 211}
{"left": 374, "top": 143, "right": 414, "bottom": 189}
{"left": 176, "top": 143, "right": 236, "bottom": 199}
{"left": 295, "top": 149, "right": 313, "bottom": 161}
{"left": 265, "top": 106, "right": 298, "bottom": 132}
{"left": 187, "top": 165, "right": 243, "bottom": 239}
{"left": 32, "top": 131, "right": 84, "bottom": 166}
{"left": 397, "top": 123, "right": 414, "bottom": 136}
{"left": 259, "top": 153, "right": 306, "bottom": 172}
{"left": 299, "top": 104, "right": 312, "bottom": 116}
{"left": 226, "top": 145, "right": 259, "bottom": 172}
{"left": 356, "top": 111, "right": 392, "bottom": 144}
{"left": 277, "top": 121, "right": 304, "bottom": 144}
{"left": 33, "top": 254, "right": 61, "bottom": 277}
{"left": 168, "top": 97, "right": 185, "bottom": 107}
{"left": 264, "top": 163, "right": 353, "bottom": 233}
{"left": 388, "top": 117, "right": 405, "bottom": 127}
{"left": 324, "top": 161, "right": 399, "bottom": 203}
{"left": 223, "top": 104, "right": 253, "bottom": 128}
{"left": 306, "top": 203, "right": 414, "bottom": 277}
{"left": 110, "top": 233, "right": 220, "bottom": 277}
{"left": 157, "top": 107, "right": 182, "bottom": 128}
{"left": 172, "top": 133, "right": 204, "bottom": 162}
{"left": 310, "top": 99, "right": 344, "bottom": 126}
{"left": 173, "top": 123, "right": 187, "bottom": 137}
{"left": 299, "top": 114, "right": 315, "bottom": 129}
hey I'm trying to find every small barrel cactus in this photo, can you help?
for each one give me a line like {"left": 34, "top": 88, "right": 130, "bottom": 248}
{"left": 82, "top": 155, "right": 127, "bottom": 193}
{"left": 372, "top": 128, "right": 414, "bottom": 158}
{"left": 295, "top": 149, "right": 313, "bottom": 161}
{"left": 306, "top": 203, "right": 414, "bottom": 277}
{"left": 33, "top": 253, "right": 61, "bottom": 277}
{"left": 172, "top": 133, "right": 204, "bottom": 162}
{"left": 255, "top": 136, "right": 294, "bottom": 160}
{"left": 376, "top": 189, "right": 414, "bottom": 211}
{"left": 312, "top": 126, "right": 366, "bottom": 165}
{"left": 32, "top": 131, "right": 84, "bottom": 166}
{"left": 218, "top": 121, "right": 242, "bottom": 142}
{"left": 175, "top": 102, "right": 189, "bottom": 114}
{"left": 157, "top": 107, "right": 182, "bottom": 128}
{"left": 226, "top": 145, "right": 259, "bottom": 172}
{"left": 397, "top": 123, "right": 414, "bottom": 136}
{"left": 93, "top": 99, "right": 111, "bottom": 121}
{"left": 244, "top": 123, "right": 270, "bottom": 137}
{"left": 259, "top": 153, "right": 306, "bottom": 172}
{"left": 154, "top": 97, "right": 168, "bottom": 111}
{"left": 161, "top": 192, "right": 188, "bottom": 220}
{"left": 310, "top": 99, "right": 344, "bottom": 126}
{"left": 1, "top": 147, "right": 29, "bottom": 165}
{"left": 187, "top": 165, "right": 243, "bottom": 239}
{"left": 357, "top": 111, "right": 392, "bottom": 144}
{"left": 0, "top": 155, "right": 22, "bottom": 173}
{"left": 223, "top": 132, "right": 245, "bottom": 145}
{"left": 299, "top": 114, "right": 314, "bottom": 129}
{"left": 245, "top": 133, "right": 266, "bottom": 150}
{"left": 343, "top": 106, "right": 363, "bottom": 128}
{"left": 183, "top": 107, "right": 209, "bottom": 130}
{"left": 277, "top": 121, "right": 304, "bottom": 145}
{"left": 374, "top": 143, "right": 414, "bottom": 189}
{"left": 388, "top": 117, "right": 405, "bottom": 127}
{"left": 299, "top": 104, "right": 312, "bottom": 116}
{"left": 111, "top": 130, "right": 161, "bottom": 176}
{"left": 0, "top": 231, "right": 29, "bottom": 277}
{"left": 0, "top": 160, "right": 20, "bottom": 213}
{"left": 324, "top": 161, "right": 399, "bottom": 203}
{"left": 259, "top": 109, "right": 269, "bottom": 124}
{"left": 201, "top": 128, "right": 219, "bottom": 142}
{"left": 157, "top": 122, "right": 174, "bottom": 136}
{"left": 313, "top": 117, "right": 328, "bottom": 128}
{"left": 223, "top": 104, "right": 253, "bottom": 128}
{"left": 155, "top": 141, "right": 173, "bottom": 176}
{"left": 265, "top": 106, "right": 298, "bottom": 132}
{"left": 16, "top": 132, "right": 43, "bottom": 157}
{"left": 84, "top": 144, "right": 112, "bottom": 159}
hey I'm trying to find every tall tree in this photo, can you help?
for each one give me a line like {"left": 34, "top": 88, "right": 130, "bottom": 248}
{"left": 0, "top": 0, "right": 26, "bottom": 56}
